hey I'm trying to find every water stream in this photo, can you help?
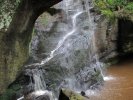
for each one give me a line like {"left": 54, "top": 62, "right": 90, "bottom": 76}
{"left": 40, "top": 11, "right": 83, "bottom": 65}
{"left": 22, "top": 0, "right": 105, "bottom": 99}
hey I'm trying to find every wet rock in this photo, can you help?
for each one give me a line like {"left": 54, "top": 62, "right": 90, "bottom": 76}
{"left": 95, "top": 16, "right": 118, "bottom": 62}
{"left": 80, "top": 91, "right": 85, "bottom": 96}
{"left": 95, "top": 16, "right": 133, "bottom": 63}
{"left": 35, "top": 95, "right": 50, "bottom": 100}
{"left": 59, "top": 90, "right": 69, "bottom": 100}
{"left": 26, "top": 95, "right": 50, "bottom": 100}
{"left": 60, "top": 88, "right": 89, "bottom": 100}
{"left": 25, "top": 90, "right": 54, "bottom": 100}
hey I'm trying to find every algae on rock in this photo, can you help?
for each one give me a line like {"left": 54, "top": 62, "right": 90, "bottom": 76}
{"left": 0, "top": 31, "right": 30, "bottom": 94}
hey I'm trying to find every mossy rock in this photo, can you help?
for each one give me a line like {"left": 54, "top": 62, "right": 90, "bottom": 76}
{"left": 0, "top": 30, "right": 30, "bottom": 94}
{"left": 61, "top": 89, "right": 89, "bottom": 100}
{"left": 0, "top": 79, "right": 23, "bottom": 100}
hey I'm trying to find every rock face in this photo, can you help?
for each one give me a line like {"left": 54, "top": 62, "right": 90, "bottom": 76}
{"left": 59, "top": 89, "right": 89, "bottom": 100}
{"left": 0, "top": 31, "right": 29, "bottom": 94}
{"left": 94, "top": 16, "right": 118, "bottom": 62}
{"left": 117, "top": 19, "right": 133, "bottom": 55}
{"left": 95, "top": 16, "right": 133, "bottom": 62}
{"left": 0, "top": 0, "right": 62, "bottom": 96}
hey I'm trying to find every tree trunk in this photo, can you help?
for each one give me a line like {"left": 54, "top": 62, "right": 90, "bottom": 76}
{"left": 0, "top": 0, "right": 62, "bottom": 94}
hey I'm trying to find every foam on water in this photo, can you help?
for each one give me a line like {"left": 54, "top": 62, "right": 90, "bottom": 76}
{"left": 104, "top": 76, "right": 115, "bottom": 81}
{"left": 32, "top": 90, "right": 52, "bottom": 96}
{"left": 86, "top": 90, "right": 98, "bottom": 96}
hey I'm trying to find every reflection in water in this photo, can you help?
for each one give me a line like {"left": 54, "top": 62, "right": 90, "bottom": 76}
{"left": 87, "top": 61, "right": 133, "bottom": 100}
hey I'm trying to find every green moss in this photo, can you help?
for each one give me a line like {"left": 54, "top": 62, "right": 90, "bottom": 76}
{"left": 8, "top": 40, "right": 29, "bottom": 81}
{"left": 105, "top": 57, "right": 119, "bottom": 65}
{"left": 62, "top": 89, "right": 86, "bottom": 100}
{"left": 0, "top": 31, "right": 29, "bottom": 94}
{"left": 94, "top": 0, "right": 133, "bottom": 19}
{"left": 0, "top": 89, "right": 15, "bottom": 100}
{"left": 0, "top": 84, "right": 21, "bottom": 100}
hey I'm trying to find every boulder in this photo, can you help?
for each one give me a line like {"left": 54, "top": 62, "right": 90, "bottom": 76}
{"left": 59, "top": 89, "right": 89, "bottom": 100}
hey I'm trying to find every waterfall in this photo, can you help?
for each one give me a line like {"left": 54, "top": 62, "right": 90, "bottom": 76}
{"left": 40, "top": 11, "right": 83, "bottom": 65}
{"left": 33, "top": 68, "right": 46, "bottom": 91}
{"left": 23, "top": 0, "right": 105, "bottom": 99}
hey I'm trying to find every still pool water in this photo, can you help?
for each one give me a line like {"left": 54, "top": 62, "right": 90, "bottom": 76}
{"left": 87, "top": 61, "right": 133, "bottom": 100}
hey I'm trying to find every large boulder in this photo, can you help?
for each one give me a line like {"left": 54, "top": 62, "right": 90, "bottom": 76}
{"left": 59, "top": 89, "right": 89, "bottom": 100}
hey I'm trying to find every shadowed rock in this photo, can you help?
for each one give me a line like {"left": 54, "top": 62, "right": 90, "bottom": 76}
{"left": 25, "top": 90, "right": 54, "bottom": 100}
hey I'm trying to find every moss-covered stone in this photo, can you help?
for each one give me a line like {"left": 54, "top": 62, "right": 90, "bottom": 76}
{"left": 0, "top": 84, "right": 21, "bottom": 100}
{"left": 62, "top": 89, "right": 88, "bottom": 100}
{"left": 0, "top": 31, "right": 30, "bottom": 94}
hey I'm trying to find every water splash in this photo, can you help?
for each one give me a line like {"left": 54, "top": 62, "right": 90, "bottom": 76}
{"left": 31, "top": 90, "right": 57, "bottom": 100}
{"left": 104, "top": 76, "right": 115, "bottom": 81}
{"left": 33, "top": 69, "right": 46, "bottom": 91}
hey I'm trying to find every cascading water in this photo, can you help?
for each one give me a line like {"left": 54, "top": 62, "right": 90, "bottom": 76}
{"left": 40, "top": 11, "right": 83, "bottom": 65}
{"left": 20, "top": 0, "right": 105, "bottom": 99}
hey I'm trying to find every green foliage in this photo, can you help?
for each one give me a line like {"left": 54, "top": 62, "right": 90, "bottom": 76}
{"left": 94, "top": 0, "right": 133, "bottom": 18}
{"left": 94, "top": 0, "right": 107, "bottom": 9}
{"left": 101, "top": 9, "right": 114, "bottom": 18}
{"left": 125, "top": 2, "right": 133, "bottom": 11}
{"left": 106, "top": 0, "right": 114, "bottom": 5}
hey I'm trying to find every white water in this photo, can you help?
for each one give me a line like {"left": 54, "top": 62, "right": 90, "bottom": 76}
{"left": 84, "top": 0, "right": 105, "bottom": 80}
{"left": 24, "top": 2, "right": 86, "bottom": 98}
{"left": 104, "top": 76, "right": 115, "bottom": 81}
{"left": 31, "top": 90, "right": 57, "bottom": 100}
{"left": 40, "top": 11, "right": 83, "bottom": 65}
{"left": 33, "top": 69, "right": 46, "bottom": 91}
{"left": 27, "top": 0, "right": 105, "bottom": 76}
{"left": 23, "top": 0, "right": 106, "bottom": 99}
{"left": 17, "top": 96, "right": 24, "bottom": 100}
{"left": 26, "top": 11, "right": 84, "bottom": 68}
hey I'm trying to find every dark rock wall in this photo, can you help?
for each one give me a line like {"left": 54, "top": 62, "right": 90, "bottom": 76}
{"left": 95, "top": 16, "right": 133, "bottom": 62}
{"left": 117, "top": 19, "right": 133, "bottom": 56}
